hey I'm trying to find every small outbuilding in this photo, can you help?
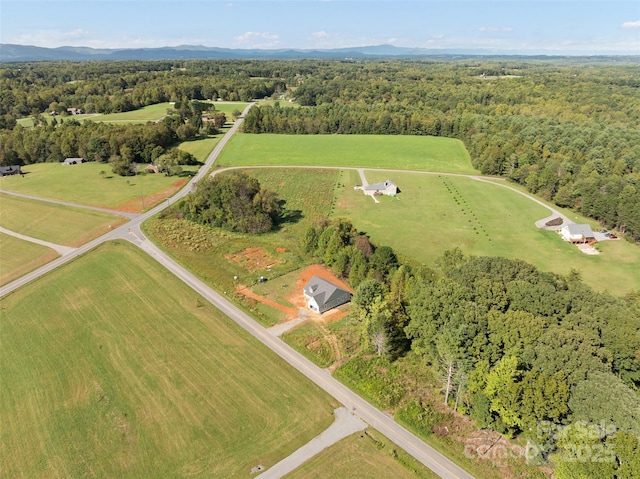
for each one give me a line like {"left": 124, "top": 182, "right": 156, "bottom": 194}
{"left": 303, "top": 276, "right": 351, "bottom": 313}
{"left": 561, "top": 224, "right": 595, "bottom": 244}
{"left": 0, "top": 165, "right": 22, "bottom": 176}
{"left": 145, "top": 163, "right": 160, "bottom": 174}
{"left": 63, "top": 157, "right": 85, "bottom": 165}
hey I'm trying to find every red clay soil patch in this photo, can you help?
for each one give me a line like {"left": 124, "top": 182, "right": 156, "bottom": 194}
{"left": 225, "top": 247, "right": 281, "bottom": 272}
{"left": 235, "top": 284, "right": 297, "bottom": 319}
{"left": 110, "top": 178, "right": 188, "bottom": 213}
{"left": 276, "top": 247, "right": 287, "bottom": 253}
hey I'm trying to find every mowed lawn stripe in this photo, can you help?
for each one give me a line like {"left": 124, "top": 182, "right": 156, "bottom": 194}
{"left": 0, "top": 193, "right": 126, "bottom": 246}
{"left": 0, "top": 241, "right": 334, "bottom": 478}
{"left": 218, "top": 134, "right": 477, "bottom": 174}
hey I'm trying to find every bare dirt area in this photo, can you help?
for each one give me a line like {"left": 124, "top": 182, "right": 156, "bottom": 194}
{"left": 111, "top": 178, "right": 188, "bottom": 213}
{"left": 225, "top": 247, "right": 281, "bottom": 272}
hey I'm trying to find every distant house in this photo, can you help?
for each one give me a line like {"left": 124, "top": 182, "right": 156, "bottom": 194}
{"left": 145, "top": 163, "right": 160, "bottom": 174}
{"left": 66, "top": 107, "right": 84, "bottom": 115}
{"left": 303, "top": 276, "right": 352, "bottom": 313}
{"left": 0, "top": 165, "right": 22, "bottom": 176}
{"left": 63, "top": 157, "right": 85, "bottom": 165}
{"left": 355, "top": 180, "right": 398, "bottom": 197}
{"left": 561, "top": 224, "right": 595, "bottom": 243}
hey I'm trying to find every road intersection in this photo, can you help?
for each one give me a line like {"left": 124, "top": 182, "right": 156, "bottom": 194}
{"left": 1, "top": 102, "right": 475, "bottom": 479}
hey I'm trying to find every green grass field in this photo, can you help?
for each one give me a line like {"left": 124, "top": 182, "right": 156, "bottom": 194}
{"left": 0, "top": 233, "right": 57, "bottom": 285}
{"left": 284, "top": 430, "right": 438, "bottom": 479}
{"left": 0, "top": 193, "right": 126, "bottom": 246}
{"left": 0, "top": 241, "right": 336, "bottom": 478}
{"left": 0, "top": 162, "right": 197, "bottom": 211}
{"left": 217, "top": 134, "right": 477, "bottom": 174}
{"left": 17, "top": 102, "right": 249, "bottom": 127}
{"left": 176, "top": 136, "right": 221, "bottom": 163}
{"left": 335, "top": 170, "right": 640, "bottom": 295}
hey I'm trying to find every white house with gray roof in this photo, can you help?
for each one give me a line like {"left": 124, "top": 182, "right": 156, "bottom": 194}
{"left": 561, "top": 224, "right": 595, "bottom": 243}
{"left": 361, "top": 179, "right": 398, "bottom": 196}
{"left": 303, "top": 276, "right": 351, "bottom": 313}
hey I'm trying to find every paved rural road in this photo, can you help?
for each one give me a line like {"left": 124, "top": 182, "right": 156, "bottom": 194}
{"left": 1, "top": 102, "right": 475, "bottom": 479}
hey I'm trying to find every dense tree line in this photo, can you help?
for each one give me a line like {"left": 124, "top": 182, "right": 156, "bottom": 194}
{"left": 175, "top": 171, "right": 281, "bottom": 234}
{"left": 0, "top": 60, "right": 287, "bottom": 129}
{"left": 0, "top": 98, "right": 218, "bottom": 175}
{"left": 304, "top": 217, "right": 640, "bottom": 476}
{"left": 3, "top": 59, "right": 638, "bottom": 238}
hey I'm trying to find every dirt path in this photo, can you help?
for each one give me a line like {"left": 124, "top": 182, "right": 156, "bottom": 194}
{"left": 255, "top": 407, "right": 366, "bottom": 479}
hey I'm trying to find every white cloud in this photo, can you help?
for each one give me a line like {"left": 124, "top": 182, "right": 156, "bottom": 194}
{"left": 621, "top": 20, "right": 640, "bottom": 29}
{"left": 311, "top": 31, "right": 329, "bottom": 40}
{"left": 234, "top": 31, "right": 280, "bottom": 48}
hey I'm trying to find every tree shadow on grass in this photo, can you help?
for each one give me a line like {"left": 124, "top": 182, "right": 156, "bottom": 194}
{"left": 274, "top": 199, "right": 303, "bottom": 230}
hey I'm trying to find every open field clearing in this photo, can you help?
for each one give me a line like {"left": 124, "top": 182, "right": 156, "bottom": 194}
{"left": 284, "top": 429, "right": 438, "bottom": 479}
{"left": 336, "top": 170, "right": 640, "bottom": 295}
{"left": 0, "top": 241, "right": 336, "bottom": 478}
{"left": 17, "top": 102, "right": 249, "bottom": 127}
{"left": 217, "top": 134, "right": 477, "bottom": 174}
{"left": 0, "top": 162, "right": 197, "bottom": 212}
{"left": 0, "top": 193, "right": 126, "bottom": 246}
{"left": 143, "top": 168, "right": 339, "bottom": 324}
{"left": 0, "top": 233, "right": 57, "bottom": 285}
{"left": 176, "top": 135, "right": 223, "bottom": 163}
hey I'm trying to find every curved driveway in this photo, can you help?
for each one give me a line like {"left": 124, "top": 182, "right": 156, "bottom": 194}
{"left": 1, "top": 103, "right": 477, "bottom": 478}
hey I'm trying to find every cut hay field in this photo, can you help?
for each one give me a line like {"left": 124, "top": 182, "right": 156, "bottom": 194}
{"left": 0, "top": 233, "right": 57, "bottom": 285}
{"left": 284, "top": 429, "right": 438, "bottom": 479}
{"left": 0, "top": 162, "right": 197, "bottom": 212}
{"left": 217, "top": 134, "right": 477, "bottom": 174}
{"left": 335, "top": 170, "right": 640, "bottom": 295}
{"left": 0, "top": 240, "right": 336, "bottom": 478}
{"left": 0, "top": 193, "right": 126, "bottom": 246}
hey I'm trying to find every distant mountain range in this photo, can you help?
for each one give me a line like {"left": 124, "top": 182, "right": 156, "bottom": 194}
{"left": 2, "top": 43, "right": 635, "bottom": 62}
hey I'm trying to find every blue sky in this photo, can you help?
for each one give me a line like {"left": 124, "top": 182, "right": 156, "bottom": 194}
{"left": 1, "top": 1, "right": 639, "bottom": 54}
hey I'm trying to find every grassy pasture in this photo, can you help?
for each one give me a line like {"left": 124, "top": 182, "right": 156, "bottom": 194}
{"left": 0, "top": 162, "right": 197, "bottom": 211}
{"left": 144, "top": 168, "right": 340, "bottom": 321}
{"left": 0, "top": 233, "right": 57, "bottom": 285}
{"left": 0, "top": 241, "right": 335, "bottom": 478}
{"left": 0, "top": 193, "right": 126, "bottom": 246}
{"left": 284, "top": 430, "right": 438, "bottom": 479}
{"left": 335, "top": 170, "right": 640, "bottom": 295}
{"left": 17, "top": 102, "right": 249, "bottom": 127}
{"left": 217, "top": 134, "right": 477, "bottom": 174}
{"left": 176, "top": 136, "right": 222, "bottom": 163}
